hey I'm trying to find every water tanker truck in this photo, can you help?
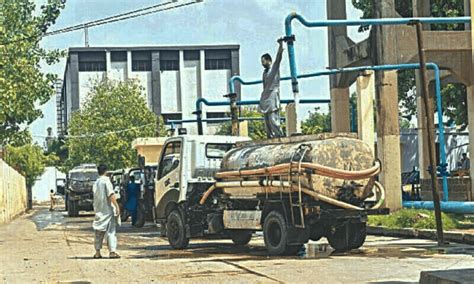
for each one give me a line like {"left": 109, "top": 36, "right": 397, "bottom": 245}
{"left": 154, "top": 134, "right": 387, "bottom": 255}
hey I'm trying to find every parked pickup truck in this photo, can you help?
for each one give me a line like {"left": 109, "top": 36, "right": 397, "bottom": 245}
{"left": 66, "top": 164, "right": 98, "bottom": 217}
{"left": 154, "top": 134, "right": 388, "bottom": 255}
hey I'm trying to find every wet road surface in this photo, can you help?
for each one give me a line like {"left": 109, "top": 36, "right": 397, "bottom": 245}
{"left": 1, "top": 205, "right": 473, "bottom": 283}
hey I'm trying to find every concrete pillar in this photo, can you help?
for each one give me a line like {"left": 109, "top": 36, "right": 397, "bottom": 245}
{"left": 330, "top": 88, "right": 351, "bottom": 132}
{"left": 105, "top": 51, "right": 111, "bottom": 79}
{"left": 416, "top": 74, "right": 431, "bottom": 179}
{"left": 356, "top": 71, "right": 375, "bottom": 154}
{"left": 239, "top": 121, "right": 249, "bottom": 137}
{"left": 126, "top": 50, "right": 132, "bottom": 80}
{"left": 468, "top": 1, "right": 474, "bottom": 200}
{"left": 285, "top": 103, "right": 297, "bottom": 136}
{"left": 376, "top": 71, "right": 402, "bottom": 211}
{"left": 151, "top": 51, "right": 161, "bottom": 115}
{"left": 464, "top": 0, "right": 471, "bottom": 30}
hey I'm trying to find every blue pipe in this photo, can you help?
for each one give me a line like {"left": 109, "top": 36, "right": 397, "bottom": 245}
{"left": 403, "top": 201, "right": 474, "bottom": 214}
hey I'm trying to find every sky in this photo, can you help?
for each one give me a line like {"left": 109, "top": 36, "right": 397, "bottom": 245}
{"left": 31, "top": 0, "right": 369, "bottom": 144}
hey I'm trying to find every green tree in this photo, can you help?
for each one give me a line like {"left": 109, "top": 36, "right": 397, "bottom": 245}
{"left": 215, "top": 108, "right": 269, "bottom": 140}
{"left": 302, "top": 107, "right": 331, "bottom": 135}
{"left": 0, "top": 0, "right": 65, "bottom": 145}
{"left": 4, "top": 143, "right": 53, "bottom": 188}
{"left": 66, "top": 80, "right": 165, "bottom": 170}
{"left": 45, "top": 137, "right": 68, "bottom": 168}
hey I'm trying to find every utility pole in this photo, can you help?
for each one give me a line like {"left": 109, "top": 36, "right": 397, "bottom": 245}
{"left": 412, "top": 21, "right": 444, "bottom": 246}
{"left": 84, "top": 26, "right": 89, "bottom": 47}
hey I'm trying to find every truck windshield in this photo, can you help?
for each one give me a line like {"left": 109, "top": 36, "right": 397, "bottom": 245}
{"left": 70, "top": 171, "right": 99, "bottom": 181}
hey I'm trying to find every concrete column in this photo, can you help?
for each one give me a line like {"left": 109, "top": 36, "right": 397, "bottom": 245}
{"left": 356, "top": 71, "right": 375, "bottom": 154}
{"left": 239, "top": 121, "right": 249, "bottom": 137}
{"left": 376, "top": 70, "right": 402, "bottom": 211}
{"left": 285, "top": 103, "right": 297, "bottom": 136}
{"left": 126, "top": 51, "right": 132, "bottom": 80}
{"left": 330, "top": 88, "right": 351, "bottom": 132}
{"left": 468, "top": 2, "right": 474, "bottom": 200}
{"left": 465, "top": 0, "right": 471, "bottom": 30}
{"left": 151, "top": 51, "right": 161, "bottom": 115}
{"left": 412, "top": 0, "right": 432, "bottom": 29}
{"left": 69, "top": 53, "right": 80, "bottom": 111}
{"left": 416, "top": 74, "right": 431, "bottom": 179}
{"left": 105, "top": 51, "right": 111, "bottom": 79}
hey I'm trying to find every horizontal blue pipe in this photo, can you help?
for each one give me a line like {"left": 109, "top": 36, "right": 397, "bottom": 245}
{"left": 285, "top": 13, "right": 470, "bottom": 30}
{"left": 196, "top": 97, "right": 330, "bottom": 110}
{"left": 403, "top": 201, "right": 474, "bottom": 214}
{"left": 166, "top": 116, "right": 287, "bottom": 125}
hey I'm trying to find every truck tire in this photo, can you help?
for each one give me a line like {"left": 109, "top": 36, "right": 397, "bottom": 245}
{"left": 134, "top": 203, "right": 146, "bottom": 228}
{"left": 67, "top": 200, "right": 79, "bottom": 217}
{"left": 64, "top": 194, "right": 68, "bottom": 211}
{"left": 263, "top": 210, "right": 292, "bottom": 255}
{"left": 327, "top": 225, "right": 350, "bottom": 252}
{"left": 349, "top": 222, "right": 367, "bottom": 250}
{"left": 120, "top": 209, "right": 130, "bottom": 222}
{"left": 167, "top": 210, "right": 189, "bottom": 249}
{"left": 231, "top": 230, "right": 252, "bottom": 246}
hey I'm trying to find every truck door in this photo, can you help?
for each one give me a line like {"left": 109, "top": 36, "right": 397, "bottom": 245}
{"left": 154, "top": 140, "right": 182, "bottom": 219}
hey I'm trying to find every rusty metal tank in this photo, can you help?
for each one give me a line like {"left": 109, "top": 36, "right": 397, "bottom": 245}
{"left": 219, "top": 133, "right": 376, "bottom": 204}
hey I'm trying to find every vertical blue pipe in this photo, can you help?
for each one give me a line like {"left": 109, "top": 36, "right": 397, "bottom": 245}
{"left": 429, "top": 63, "right": 449, "bottom": 201}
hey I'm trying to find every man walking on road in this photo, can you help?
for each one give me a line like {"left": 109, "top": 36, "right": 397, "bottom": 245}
{"left": 259, "top": 39, "right": 284, "bottom": 138}
{"left": 92, "top": 164, "right": 121, "bottom": 259}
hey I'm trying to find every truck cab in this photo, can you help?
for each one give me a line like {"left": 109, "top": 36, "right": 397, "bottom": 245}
{"left": 154, "top": 135, "right": 249, "bottom": 225}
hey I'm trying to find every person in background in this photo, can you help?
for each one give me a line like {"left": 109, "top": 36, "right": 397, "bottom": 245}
{"left": 259, "top": 39, "right": 284, "bottom": 138}
{"left": 460, "top": 153, "right": 470, "bottom": 170}
{"left": 125, "top": 175, "right": 140, "bottom": 226}
{"left": 49, "top": 189, "right": 56, "bottom": 211}
{"left": 92, "top": 164, "right": 120, "bottom": 259}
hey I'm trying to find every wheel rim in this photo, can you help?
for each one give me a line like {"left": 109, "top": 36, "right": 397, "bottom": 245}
{"left": 267, "top": 221, "right": 282, "bottom": 247}
{"left": 168, "top": 219, "right": 179, "bottom": 241}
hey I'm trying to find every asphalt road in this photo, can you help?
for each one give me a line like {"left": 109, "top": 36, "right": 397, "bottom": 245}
{"left": 0, "top": 206, "right": 473, "bottom": 283}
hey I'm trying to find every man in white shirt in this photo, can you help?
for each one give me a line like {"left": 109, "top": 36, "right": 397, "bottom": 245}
{"left": 92, "top": 164, "right": 121, "bottom": 259}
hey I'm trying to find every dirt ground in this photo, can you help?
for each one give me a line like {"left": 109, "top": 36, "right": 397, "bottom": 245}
{"left": 0, "top": 205, "right": 473, "bottom": 283}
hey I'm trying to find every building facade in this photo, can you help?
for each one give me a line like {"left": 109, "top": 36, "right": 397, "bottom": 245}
{"left": 58, "top": 45, "right": 240, "bottom": 135}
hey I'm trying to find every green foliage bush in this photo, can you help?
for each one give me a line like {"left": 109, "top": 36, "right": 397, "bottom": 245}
{"left": 368, "top": 209, "right": 459, "bottom": 230}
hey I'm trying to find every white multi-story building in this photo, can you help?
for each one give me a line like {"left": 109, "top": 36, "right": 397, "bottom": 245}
{"left": 59, "top": 45, "right": 240, "bottom": 135}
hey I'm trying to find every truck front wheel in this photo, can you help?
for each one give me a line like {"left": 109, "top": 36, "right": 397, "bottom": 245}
{"left": 231, "top": 230, "right": 252, "bottom": 246}
{"left": 167, "top": 210, "right": 189, "bottom": 249}
{"left": 67, "top": 200, "right": 79, "bottom": 217}
{"left": 264, "top": 210, "right": 296, "bottom": 255}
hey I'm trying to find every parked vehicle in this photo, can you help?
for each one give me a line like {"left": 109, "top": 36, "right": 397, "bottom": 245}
{"left": 154, "top": 134, "right": 388, "bottom": 255}
{"left": 65, "top": 164, "right": 98, "bottom": 217}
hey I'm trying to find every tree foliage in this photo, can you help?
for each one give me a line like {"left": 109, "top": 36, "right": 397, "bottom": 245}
{"left": 66, "top": 80, "right": 164, "bottom": 171}
{"left": 215, "top": 108, "right": 270, "bottom": 140}
{"left": 4, "top": 143, "right": 54, "bottom": 188}
{"left": 0, "top": 0, "right": 66, "bottom": 145}
{"left": 301, "top": 107, "right": 331, "bottom": 135}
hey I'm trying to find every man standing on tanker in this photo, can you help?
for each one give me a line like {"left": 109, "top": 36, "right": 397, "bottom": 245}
{"left": 259, "top": 39, "right": 284, "bottom": 138}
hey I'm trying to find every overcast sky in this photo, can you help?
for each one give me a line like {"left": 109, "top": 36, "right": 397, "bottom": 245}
{"left": 31, "top": 0, "right": 368, "bottom": 144}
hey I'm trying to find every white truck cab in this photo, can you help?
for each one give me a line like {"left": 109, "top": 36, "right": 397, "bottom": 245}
{"left": 154, "top": 135, "right": 250, "bottom": 223}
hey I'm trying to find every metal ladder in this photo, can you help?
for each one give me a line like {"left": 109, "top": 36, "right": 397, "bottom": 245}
{"left": 288, "top": 145, "right": 310, "bottom": 228}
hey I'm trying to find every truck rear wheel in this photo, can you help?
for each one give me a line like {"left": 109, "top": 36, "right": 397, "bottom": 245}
{"left": 167, "top": 210, "right": 189, "bottom": 249}
{"left": 327, "top": 222, "right": 367, "bottom": 252}
{"left": 67, "top": 200, "right": 79, "bottom": 217}
{"left": 134, "top": 203, "right": 146, "bottom": 228}
{"left": 231, "top": 230, "right": 252, "bottom": 246}
{"left": 264, "top": 210, "right": 296, "bottom": 255}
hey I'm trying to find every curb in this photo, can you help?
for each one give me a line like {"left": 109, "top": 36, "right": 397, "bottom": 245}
{"left": 367, "top": 226, "right": 474, "bottom": 245}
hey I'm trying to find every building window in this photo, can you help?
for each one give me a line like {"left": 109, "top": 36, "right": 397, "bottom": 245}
{"left": 111, "top": 51, "right": 127, "bottom": 62}
{"left": 160, "top": 50, "right": 179, "bottom": 71}
{"left": 78, "top": 62, "right": 106, "bottom": 72}
{"left": 205, "top": 49, "right": 231, "bottom": 70}
{"left": 160, "top": 60, "right": 179, "bottom": 71}
{"left": 132, "top": 51, "right": 151, "bottom": 71}
{"left": 184, "top": 50, "right": 200, "bottom": 61}
{"left": 78, "top": 51, "right": 106, "bottom": 72}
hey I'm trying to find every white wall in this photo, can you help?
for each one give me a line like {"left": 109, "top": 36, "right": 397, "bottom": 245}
{"left": 79, "top": 72, "right": 105, "bottom": 107}
{"left": 202, "top": 69, "right": 231, "bottom": 113}
{"left": 181, "top": 60, "right": 200, "bottom": 134}
{"left": 32, "top": 167, "right": 66, "bottom": 202}
{"left": 161, "top": 71, "right": 180, "bottom": 113}
{"left": 129, "top": 71, "right": 152, "bottom": 108}
{"left": 110, "top": 62, "right": 127, "bottom": 81}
